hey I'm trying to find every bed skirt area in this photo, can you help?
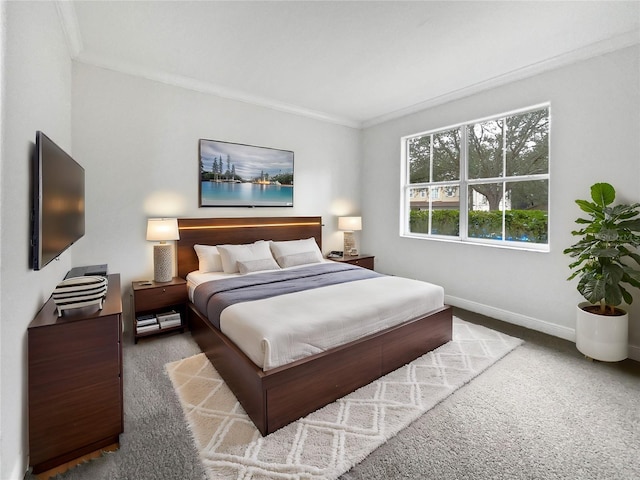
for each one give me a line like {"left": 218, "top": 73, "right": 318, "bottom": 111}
{"left": 187, "top": 301, "right": 453, "bottom": 436}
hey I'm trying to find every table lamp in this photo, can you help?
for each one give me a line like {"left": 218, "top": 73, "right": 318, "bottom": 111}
{"left": 146, "top": 218, "right": 179, "bottom": 282}
{"left": 338, "top": 216, "right": 362, "bottom": 256}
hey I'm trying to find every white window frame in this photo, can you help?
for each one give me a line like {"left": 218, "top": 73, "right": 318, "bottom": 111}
{"left": 400, "top": 103, "right": 550, "bottom": 252}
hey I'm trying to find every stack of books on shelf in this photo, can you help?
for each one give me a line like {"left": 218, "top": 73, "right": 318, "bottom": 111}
{"left": 136, "top": 314, "right": 159, "bottom": 334}
{"left": 157, "top": 310, "right": 182, "bottom": 329}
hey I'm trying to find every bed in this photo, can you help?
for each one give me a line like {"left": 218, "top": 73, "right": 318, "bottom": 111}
{"left": 177, "top": 216, "right": 452, "bottom": 436}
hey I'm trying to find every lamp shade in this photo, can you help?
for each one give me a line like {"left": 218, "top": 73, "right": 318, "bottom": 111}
{"left": 146, "top": 218, "right": 179, "bottom": 242}
{"left": 338, "top": 216, "right": 362, "bottom": 231}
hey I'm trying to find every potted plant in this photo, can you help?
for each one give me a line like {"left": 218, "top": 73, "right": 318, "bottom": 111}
{"left": 563, "top": 182, "right": 640, "bottom": 361}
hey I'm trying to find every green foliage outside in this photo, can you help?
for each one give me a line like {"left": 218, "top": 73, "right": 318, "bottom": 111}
{"left": 409, "top": 209, "right": 548, "bottom": 243}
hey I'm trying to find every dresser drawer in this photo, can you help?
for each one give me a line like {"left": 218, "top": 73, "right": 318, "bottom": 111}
{"left": 29, "top": 376, "right": 123, "bottom": 466}
{"left": 29, "top": 316, "right": 120, "bottom": 394}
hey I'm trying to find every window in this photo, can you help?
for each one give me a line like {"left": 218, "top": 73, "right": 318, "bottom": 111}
{"left": 401, "top": 104, "right": 549, "bottom": 250}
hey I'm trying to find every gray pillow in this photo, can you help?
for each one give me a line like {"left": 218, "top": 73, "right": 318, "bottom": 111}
{"left": 277, "top": 251, "right": 322, "bottom": 268}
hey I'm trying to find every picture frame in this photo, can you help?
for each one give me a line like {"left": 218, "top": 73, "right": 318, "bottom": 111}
{"left": 199, "top": 139, "right": 294, "bottom": 207}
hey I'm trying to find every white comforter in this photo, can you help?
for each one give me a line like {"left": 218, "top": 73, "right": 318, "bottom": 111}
{"left": 187, "top": 269, "right": 444, "bottom": 371}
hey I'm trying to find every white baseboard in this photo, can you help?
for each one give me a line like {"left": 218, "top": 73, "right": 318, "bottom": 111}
{"left": 7, "top": 453, "right": 27, "bottom": 480}
{"left": 445, "top": 295, "right": 640, "bottom": 362}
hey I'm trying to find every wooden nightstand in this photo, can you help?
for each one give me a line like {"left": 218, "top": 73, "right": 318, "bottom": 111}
{"left": 330, "top": 254, "right": 375, "bottom": 270}
{"left": 132, "top": 277, "right": 187, "bottom": 343}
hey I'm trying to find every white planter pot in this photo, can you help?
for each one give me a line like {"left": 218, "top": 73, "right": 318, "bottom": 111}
{"left": 576, "top": 302, "right": 628, "bottom": 362}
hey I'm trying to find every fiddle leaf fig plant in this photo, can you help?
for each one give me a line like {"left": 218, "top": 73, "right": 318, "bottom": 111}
{"left": 563, "top": 182, "right": 640, "bottom": 315}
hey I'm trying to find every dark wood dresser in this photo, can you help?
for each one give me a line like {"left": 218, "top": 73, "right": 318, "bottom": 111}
{"left": 28, "top": 274, "right": 123, "bottom": 475}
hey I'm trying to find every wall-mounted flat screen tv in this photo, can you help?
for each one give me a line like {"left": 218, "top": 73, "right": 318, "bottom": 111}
{"left": 31, "top": 131, "right": 85, "bottom": 270}
{"left": 199, "top": 139, "right": 294, "bottom": 207}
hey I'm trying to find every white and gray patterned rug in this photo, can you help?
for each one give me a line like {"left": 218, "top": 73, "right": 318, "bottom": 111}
{"left": 165, "top": 317, "right": 522, "bottom": 480}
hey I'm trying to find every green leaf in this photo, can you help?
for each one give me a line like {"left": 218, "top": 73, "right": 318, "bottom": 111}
{"left": 603, "top": 263, "right": 624, "bottom": 284}
{"left": 623, "top": 267, "right": 640, "bottom": 284}
{"left": 618, "top": 219, "right": 640, "bottom": 231}
{"left": 590, "top": 182, "right": 615, "bottom": 207}
{"left": 595, "top": 229, "right": 619, "bottom": 241}
{"left": 575, "top": 200, "right": 599, "bottom": 215}
{"left": 590, "top": 248, "right": 619, "bottom": 258}
{"left": 604, "top": 283, "right": 623, "bottom": 306}
{"left": 578, "top": 274, "right": 606, "bottom": 304}
{"left": 627, "top": 252, "right": 640, "bottom": 265}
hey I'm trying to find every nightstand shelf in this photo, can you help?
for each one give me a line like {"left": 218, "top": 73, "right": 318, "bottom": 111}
{"left": 330, "top": 254, "right": 375, "bottom": 270}
{"left": 132, "top": 277, "right": 187, "bottom": 343}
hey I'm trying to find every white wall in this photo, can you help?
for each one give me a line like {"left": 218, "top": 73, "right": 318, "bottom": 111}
{"left": 361, "top": 46, "right": 640, "bottom": 356}
{"left": 1, "top": 4, "right": 637, "bottom": 478}
{"left": 0, "top": 2, "right": 73, "bottom": 478}
{"left": 71, "top": 63, "right": 362, "bottom": 326}
{"left": 1, "top": 13, "right": 361, "bottom": 476}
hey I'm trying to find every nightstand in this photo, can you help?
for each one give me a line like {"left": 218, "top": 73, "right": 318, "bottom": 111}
{"left": 132, "top": 277, "right": 187, "bottom": 343}
{"left": 330, "top": 254, "right": 375, "bottom": 270}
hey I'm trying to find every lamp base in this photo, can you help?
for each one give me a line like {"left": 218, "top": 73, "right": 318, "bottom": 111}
{"left": 343, "top": 231, "right": 356, "bottom": 255}
{"left": 153, "top": 244, "right": 173, "bottom": 283}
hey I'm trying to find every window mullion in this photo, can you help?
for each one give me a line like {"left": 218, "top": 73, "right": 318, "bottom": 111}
{"left": 502, "top": 118, "right": 507, "bottom": 240}
{"left": 400, "top": 139, "right": 410, "bottom": 236}
{"left": 429, "top": 134, "right": 434, "bottom": 235}
{"left": 459, "top": 126, "right": 468, "bottom": 241}
{"left": 468, "top": 173, "right": 548, "bottom": 184}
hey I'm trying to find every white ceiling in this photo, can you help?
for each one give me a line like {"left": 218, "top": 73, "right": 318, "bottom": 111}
{"left": 60, "top": 1, "right": 640, "bottom": 128}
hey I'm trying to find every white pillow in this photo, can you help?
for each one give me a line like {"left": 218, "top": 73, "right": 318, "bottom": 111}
{"left": 270, "top": 238, "right": 323, "bottom": 268}
{"left": 217, "top": 241, "right": 275, "bottom": 274}
{"left": 193, "top": 244, "right": 223, "bottom": 273}
{"left": 237, "top": 257, "right": 281, "bottom": 274}
{"left": 277, "top": 251, "right": 322, "bottom": 268}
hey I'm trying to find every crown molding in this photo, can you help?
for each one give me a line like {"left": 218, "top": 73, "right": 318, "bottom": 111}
{"left": 74, "top": 51, "right": 361, "bottom": 129}
{"left": 54, "top": 1, "right": 360, "bottom": 129}
{"left": 362, "top": 30, "right": 640, "bottom": 129}
{"left": 56, "top": 0, "right": 637, "bottom": 131}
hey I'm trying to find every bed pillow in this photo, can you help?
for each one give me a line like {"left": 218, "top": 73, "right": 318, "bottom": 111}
{"left": 276, "top": 251, "right": 322, "bottom": 268}
{"left": 237, "top": 257, "right": 281, "bottom": 274}
{"left": 193, "top": 244, "right": 223, "bottom": 273}
{"left": 217, "top": 241, "right": 276, "bottom": 274}
{"left": 270, "top": 237, "right": 323, "bottom": 268}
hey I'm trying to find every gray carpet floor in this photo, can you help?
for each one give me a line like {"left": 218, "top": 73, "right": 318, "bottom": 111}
{"left": 29, "top": 308, "right": 640, "bottom": 480}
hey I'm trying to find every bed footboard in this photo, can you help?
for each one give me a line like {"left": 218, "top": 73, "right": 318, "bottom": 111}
{"left": 187, "top": 303, "right": 452, "bottom": 436}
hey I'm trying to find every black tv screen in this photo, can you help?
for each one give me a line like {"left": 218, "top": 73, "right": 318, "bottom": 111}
{"left": 32, "top": 131, "right": 85, "bottom": 270}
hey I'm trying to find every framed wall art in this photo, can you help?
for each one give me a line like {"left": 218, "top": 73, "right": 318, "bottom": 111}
{"left": 199, "top": 139, "right": 294, "bottom": 207}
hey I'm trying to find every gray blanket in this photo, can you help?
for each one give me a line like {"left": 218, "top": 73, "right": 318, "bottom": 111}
{"left": 193, "top": 262, "right": 381, "bottom": 329}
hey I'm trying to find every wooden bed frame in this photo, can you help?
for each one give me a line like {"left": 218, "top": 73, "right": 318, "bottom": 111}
{"left": 177, "top": 216, "right": 452, "bottom": 436}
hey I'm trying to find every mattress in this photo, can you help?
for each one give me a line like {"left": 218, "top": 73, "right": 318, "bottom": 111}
{"left": 187, "top": 264, "right": 444, "bottom": 371}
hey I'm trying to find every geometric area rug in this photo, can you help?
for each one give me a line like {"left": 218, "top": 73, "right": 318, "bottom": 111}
{"left": 165, "top": 317, "right": 523, "bottom": 480}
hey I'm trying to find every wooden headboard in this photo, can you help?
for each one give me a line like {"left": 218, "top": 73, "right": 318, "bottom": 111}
{"left": 177, "top": 216, "right": 323, "bottom": 278}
